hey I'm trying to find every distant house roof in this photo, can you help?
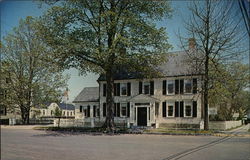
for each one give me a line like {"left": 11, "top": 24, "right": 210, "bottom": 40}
{"left": 73, "top": 87, "right": 99, "bottom": 103}
{"left": 57, "top": 103, "right": 75, "bottom": 110}
{"left": 98, "top": 50, "right": 203, "bottom": 81}
{"left": 36, "top": 102, "right": 75, "bottom": 110}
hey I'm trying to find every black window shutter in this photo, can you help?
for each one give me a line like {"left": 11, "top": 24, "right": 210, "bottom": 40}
{"left": 163, "top": 80, "right": 166, "bottom": 95}
{"left": 87, "top": 106, "right": 90, "bottom": 117}
{"left": 175, "top": 79, "right": 179, "bottom": 94}
{"left": 127, "top": 102, "right": 130, "bottom": 117}
{"left": 117, "top": 103, "right": 120, "bottom": 117}
{"left": 150, "top": 81, "right": 154, "bottom": 95}
{"left": 193, "top": 78, "right": 197, "bottom": 94}
{"left": 180, "top": 101, "right": 184, "bottom": 117}
{"left": 139, "top": 81, "right": 142, "bottom": 94}
{"left": 103, "top": 103, "right": 106, "bottom": 117}
{"left": 193, "top": 101, "right": 197, "bottom": 117}
{"left": 162, "top": 102, "right": 166, "bottom": 117}
{"left": 114, "top": 83, "right": 117, "bottom": 96}
{"left": 175, "top": 101, "right": 179, "bottom": 117}
{"left": 93, "top": 106, "right": 96, "bottom": 117}
{"left": 180, "top": 79, "right": 184, "bottom": 94}
{"left": 127, "top": 82, "right": 131, "bottom": 96}
{"left": 114, "top": 103, "right": 117, "bottom": 117}
{"left": 117, "top": 83, "right": 120, "bottom": 96}
{"left": 103, "top": 84, "right": 106, "bottom": 97}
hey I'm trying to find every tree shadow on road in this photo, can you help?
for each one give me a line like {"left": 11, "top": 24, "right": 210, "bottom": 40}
{"left": 32, "top": 130, "right": 122, "bottom": 137}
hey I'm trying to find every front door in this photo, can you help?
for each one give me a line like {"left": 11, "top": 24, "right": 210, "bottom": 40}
{"left": 137, "top": 107, "right": 147, "bottom": 126}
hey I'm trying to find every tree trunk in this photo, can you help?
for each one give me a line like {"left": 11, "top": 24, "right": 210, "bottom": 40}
{"left": 58, "top": 118, "right": 61, "bottom": 128}
{"left": 20, "top": 106, "right": 30, "bottom": 124}
{"left": 204, "top": 50, "right": 209, "bottom": 130}
{"left": 103, "top": 69, "right": 115, "bottom": 132}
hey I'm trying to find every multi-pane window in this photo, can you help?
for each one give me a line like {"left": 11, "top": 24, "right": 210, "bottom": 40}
{"left": 184, "top": 79, "right": 192, "bottom": 93}
{"left": 167, "top": 104, "right": 174, "bottom": 117}
{"left": 120, "top": 83, "right": 127, "bottom": 96}
{"left": 121, "top": 103, "right": 127, "bottom": 117}
{"left": 167, "top": 80, "right": 175, "bottom": 95}
{"left": 0, "top": 105, "right": 6, "bottom": 115}
{"left": 185, "top": 104, "right": 192, "bottom": 117}
{"left": 144, "top": 82, "right": 150, "bottom": 94}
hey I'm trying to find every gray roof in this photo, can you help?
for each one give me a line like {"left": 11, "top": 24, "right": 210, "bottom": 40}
{"left": 98, "top": 50, "right": 203, "bottom": 81}
{"left": 58, "top": 103, "right": 75, "bottom": 110}
{"left": 73, "top": 87, "right": 99, "bottom": 102}
{"left": 158, "top": 50, "right": 203, "bottom": 77}
{"left": 36, "top": 102, "right": 75, "bottom": 110}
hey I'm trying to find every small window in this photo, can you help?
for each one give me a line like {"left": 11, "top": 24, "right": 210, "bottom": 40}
{"left": 184, "top": 79, "right": 192, "bottom": 93}
{"left": 80, "top": 106, "right": 83, "bottom": 112}
{"left": 63, "top": 111, "right": 65, "bottom": 116}
{"left": 51, "top": 110, "right": 54, "bottom": 115}
{"left": 185, "top": 105, "right": 192, "bottom": 117}
{"left": 121, "top": 103, "right": 127, "bottom": 117}
{"left": 97, "top": 108, "right": 100, "bottom": 117}
{"left": 167, "top": 80, "right": 175, "bottom": 95}
{"left": 144, "top": 82, "right": 150, "bottom": 94}
{"left": 84, "top": 109, "right": 87, "bottom": 117}
{"left": 43, "top": 110, "right": 45, "bottom": 115}
{"left": 167, "top": 105, "right": 174, "bottom": 117}
{"left": 67, "top": 112, "right": 69, "bottom": 116}
{"left": 0, "top": 105, "right": 6, "bottom": 115}
{"left": 120, "top": 83, "right": 127, "bottom": 96}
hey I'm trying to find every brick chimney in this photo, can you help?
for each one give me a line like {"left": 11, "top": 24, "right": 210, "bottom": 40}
{"left": 188, "top": 38, "right": 196, "bottom": 50}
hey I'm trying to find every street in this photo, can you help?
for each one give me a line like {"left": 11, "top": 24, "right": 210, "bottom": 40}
{"left": 1, "top": 126, "right": 250, "bottom": 160}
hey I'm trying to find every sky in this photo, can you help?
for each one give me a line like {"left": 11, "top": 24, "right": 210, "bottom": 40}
{"left": 1, "top": 0, "right": 248, "bottom": 102}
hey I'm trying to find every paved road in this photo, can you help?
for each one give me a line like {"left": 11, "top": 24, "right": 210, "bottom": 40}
{"left": 1, "top": 126, "right": 250, "bottom": 160}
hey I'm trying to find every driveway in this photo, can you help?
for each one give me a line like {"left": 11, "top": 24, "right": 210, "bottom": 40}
{"left": 1, "top": 125, "right": 250, "bottom": 160}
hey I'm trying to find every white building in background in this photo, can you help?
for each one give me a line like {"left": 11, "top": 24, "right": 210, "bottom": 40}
{"left": 30, "top": 102, "right": 75, "bottom": 119}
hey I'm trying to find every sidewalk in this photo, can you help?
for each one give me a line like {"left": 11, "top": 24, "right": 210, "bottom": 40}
{"left": 1, "top": 124, "right": 52, "bottom": 130}
{"left": 214, "top": 124, "right": 250, "bottom": 137}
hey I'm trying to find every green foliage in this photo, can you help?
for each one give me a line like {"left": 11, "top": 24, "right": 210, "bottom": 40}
{"left": 36, "top": 0, "right": 172, "bottom": 76}
{"left": 1, "top": 16, "right": 68, "bottom": 124}
{"left": 54, "top": 107, "right": 62, "bottom": 117}
{"left": 209, "top": 62, "right": 250, "bottom": 120}
{"left": 37, "top": 0, "right": 172, "bottom": 131}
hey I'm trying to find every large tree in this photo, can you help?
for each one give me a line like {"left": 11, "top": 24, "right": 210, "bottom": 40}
{"left": 181, "top": 0, "right": 247, "bottom": 130}
{"left": 1, "top": 17, "right": 68, "bottom": 124}
{"left": 37, "top": 0, "right": 172, "bottom": 131}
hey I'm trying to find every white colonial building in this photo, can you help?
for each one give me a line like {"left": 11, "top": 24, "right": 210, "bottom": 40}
{"left": 30, "top": 102, "right": 75, "bottom": 119}
{"left": 74, "top": 41, "right": 204, "bottom": 129}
